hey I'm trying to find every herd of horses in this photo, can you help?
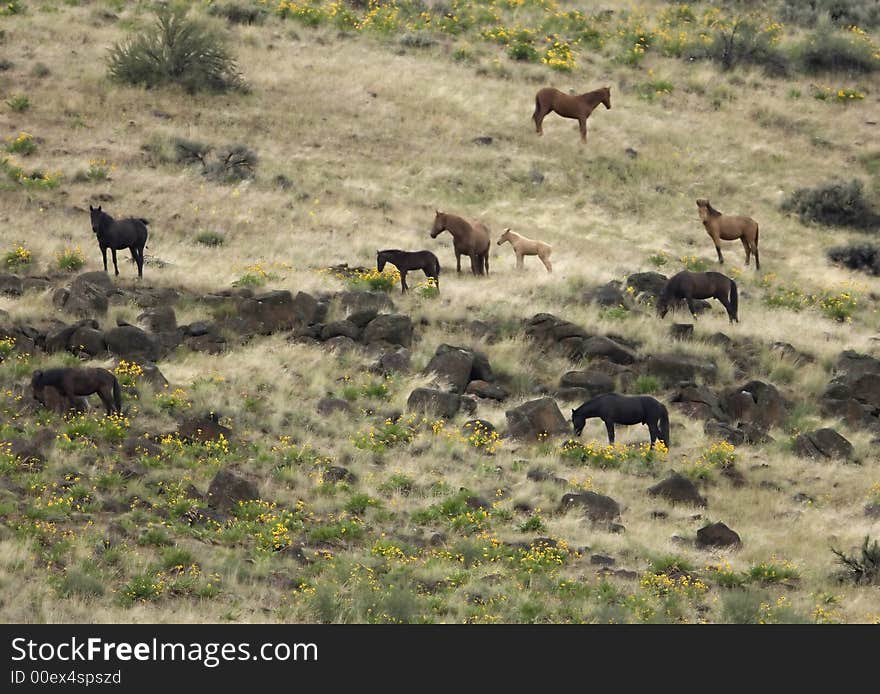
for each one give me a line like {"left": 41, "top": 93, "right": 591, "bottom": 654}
{"left": 36, "top": 84, "right": 766, "bottom": 447}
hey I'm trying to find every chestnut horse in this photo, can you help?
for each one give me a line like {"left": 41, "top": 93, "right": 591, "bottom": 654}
{"left": 430, "top": 211, "right": 490, "bottom": 276}
{"left": 696, "top": 199, "right": 760, "bottom": 270}
{"left": 497, "top": 228, "right": 552, "bottom": 273}
{"left": 533, "top": 86, "right": 611, "bottom": 143}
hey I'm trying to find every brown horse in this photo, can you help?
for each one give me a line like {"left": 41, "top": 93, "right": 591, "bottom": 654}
{"left": 696, "top": 199, "right": 760, "bottom": 270}
{"left": 497, "top": 228, "right": 552, "bottom": 273}
{"left": 533, "top": 86, "right": 611, "bottom": 143}
{"left": 656, "top": 270, "right": 739, "bottom": 323}
{"left": 430, "top": 211, "right": 490, "bottom": 276}
{"left": 31, "top": 367, "right": 122, "bottom": 415}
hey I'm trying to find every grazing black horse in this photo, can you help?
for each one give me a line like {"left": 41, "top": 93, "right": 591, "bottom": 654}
{"left": 571, "top": 393, "right": 670, "bottom": 448}
{"left": 31, "top": 367, "right": 122, "bottom": 415}
{"left": 377, "top": 249, "right": 441, "bottom": 293}
{"left": 89, "top": 204, "right": 149, "bottom": 278}
{"left": 656, "top": 270, "right": 738, "bottom": 323}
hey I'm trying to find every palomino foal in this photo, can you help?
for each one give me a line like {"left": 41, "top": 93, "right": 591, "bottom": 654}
{"left": 497, "top": 228, "right": 552, "bottom": 273}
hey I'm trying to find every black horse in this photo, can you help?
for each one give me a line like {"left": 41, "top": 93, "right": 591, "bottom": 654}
{"left": 32, "top": 367, "right": 122, "bottom": 415}
{"left": 89, "top": 205, "right": 149, "bottom": 278}
{"left": 656, "top": 270, "right": 738, "bottom": 323}
{"left": 377, "top": 249, "right": 441, "bottom": 293}
{"left": 571, "top": 393, "right": 670, "bottom": 448}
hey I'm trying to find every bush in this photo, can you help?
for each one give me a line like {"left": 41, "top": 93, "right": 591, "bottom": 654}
{"left": 5, "top": 94, "right": 29, "bottom": 112}
{"left": 107, "top": 7, "right": 247, "bottom": 93}
{"left": 696, "top": 16, "right": 789, "bottom": 76}
{"left": 832, "top": 536, "right": 880, "bottom": 584}
{"left": 781, "top": 179, "right": 880, "bottom": 230}
{"left": 207, "top": 1, "right": 268, "bottom": 25}
{"left": 780, "top": 0, "right": 880, "bottom": 29}
{"left": 828, "top": 244, "right": 880, "bottom": 275}
{"left": 795, "top": 27, "right": 880, "bottom": 74}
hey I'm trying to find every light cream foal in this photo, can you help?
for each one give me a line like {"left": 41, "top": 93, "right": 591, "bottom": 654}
{"left": 497, "top": 228, "right": 552, "bottom": 273}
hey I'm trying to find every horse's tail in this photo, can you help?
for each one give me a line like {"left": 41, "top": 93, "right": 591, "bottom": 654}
{"left": 658, "top": 405, "right": 670, "bottom": 448}
{"left": 532, "top": 95, "right": 540, "bottom": 122}
{"left": 753, "top": 224, "right": 760, "bottom": 270}
{"left": 729, "top": 279, "right": 739, "bottom": 322}
{"left": 112, "top": 376, "right": 122, "bottom": 413}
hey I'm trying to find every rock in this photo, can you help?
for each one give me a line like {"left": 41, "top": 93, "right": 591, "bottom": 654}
{"left": 770, "top": 342, "right": 814, "bottom": 364}
{"left": 186, "top": 331, "right": 227, "bottom": 354}
{"left": 338, "top": 291, "right": 394, "bottom": 316}
{"left": 56, "top": 271, "right": 115, "bottom": 317}
{"left": 0, "top": 274, "right": 23, "bottom": 296}
{"left": 406, "top": 388, "right": 461, "bottom": 419}
{"left": 320, "top": 320, "right": 361, "bottom": 341}
{"left": 835, "top": 350, "right": 880, "bottom": 380}
{"left": 323, "top": 336, "right": 357, "bottom": 353}
{"left": 850, "top": 373, "right": 880, "bottom": 409}
{"left": 178, "top": 414, "right": 232, "bottom": 443}
{"left": 670, "top": 323, "right": 694, "bottom": 340}
{"left": 527, "top": 468, "right": 567, "bottom": 485}
{"left": 466, "top": 380, "right": 508, "bottom": 401}
{"left": 794, "top": 428, "right": 854, "bottom": 461}
{"left": 626, "top": 272, "right": 667, "bottom": 298}
{"left": 362, "top": 314, "right": 413, "bottom": 347}
{"left": 472, "top": 135, "right": 493, "bottom": 146}
{"left": 673, "top": 383, "right": 725, "bottom": 420}
{"left": 22, "top": 277, "right": 51, "bottom": 293}
{"left": 137, "top": 306, "right": 177, "bottom": 333}
{"left": 347, "top": 309, "right": 378, "bottom": 329}
{"left": 704, "top": 420, "right": 745, "bottom": 446}
{"left": 581, "top": 336, "right": 637, "bottom": 365}
{"left": 559, "top": 370, "right": 615, "bottom": 396}
{"left": 424, "top": 346, "right": 474, "bottom": 393}
{"left": 648, "top": 474, "right": 707, "bottom": 507}
{"left": 373, "top": 348, "right": 411, "bottom": 374}
{"left": 138, "top": 362, "right": 168, "bottom": 388}
{"left": 591, "top": 554, "right": 616, "bottom": 566}
{"left": 643, "top": 353, "right": 717, "bottom": 385}
{"left": 68, "top": 327, "right": 107, "bottom": 357}
{"left": 104, "top": 326, "right": 160, "bottom": 362}
{"left": 461, "top": 419, "right": 496, "bottom": 438}
{"left": 505, "top": 397, "right": 569, "bottom": 440}
{"left": 525, "top": 313, "right": 590, "bottom": 344}
{"left": 323, "top": 465, "right": 356, "bottom": 483}
{"left": 560, "top": 491, "right": 620, "bottom": 522}
{"left": 238, "top": 290, "right": 297, "bottom": 335}
{"left": 182, "top": 321, "right": 212, "bottom": 337}
{"left": 292, "top": 291, "right": 327, "bottom": 326}
{"left": 723, "top": 381, "right": 789, "bottom": 429}
{"left": 585, "top": 282, "right": 627, "bottom": 307}
{"left": 317, "top": 398, "right": 353, "bottom": 415}
{"left": 434, "top": 344, "right": 494, "bottom": 381}
{"left": 696, "top": 522, "right": 741, "bottom": 549}
{"left": 207, "top": 469, "right": 259, "bottom": 511}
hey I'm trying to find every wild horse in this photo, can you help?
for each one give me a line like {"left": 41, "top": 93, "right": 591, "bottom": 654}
{"left": 571, "top": 393, "right": 670, "bottom": 448}
{"left": 533, "top": 86, "right": 611, "bottom": 143}
{"left": 656, "top": 270, "right": 739, "bottom": 323}
{"left": 31, "top": 367, "right": 123, "bottom": 415}
{"left": 89, "top": 204, "right": 149, "bottom": 278}
{"left": 377, "top": 249, "right": 441, "bottom": 293}
{"left": 696, "top": 199, "right": 760, "bottom": 270}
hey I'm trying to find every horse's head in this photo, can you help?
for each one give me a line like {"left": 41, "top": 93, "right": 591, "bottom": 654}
{"left": 89, "top": 204, "right": 103, "bottom": 235}
{"left": 376, "top": 251, "right": 387, "bottom": 273}
{"left": 497, "top": 228, "right": 511, "bottom": 246}
{"left": 601, "top": 86, "right": 612, "bottom": 109}
{"left": 430, "top": 210, "right": 445, "bottom": 239}
{"left": 656, "top": 294, "right": 672, "bottom": 319}
{"left": 695, "top": 199, "right": 711, "bottom": 222}
{"left": 571, "top": 410, "right": 586, "bottom": 437}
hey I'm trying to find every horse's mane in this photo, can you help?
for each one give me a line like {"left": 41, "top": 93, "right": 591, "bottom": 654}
{"left": 377, "top": 249, "right": 404, "bottom": 254}
{"left": 698, "top": 200, "right": 723, "bottom": 217}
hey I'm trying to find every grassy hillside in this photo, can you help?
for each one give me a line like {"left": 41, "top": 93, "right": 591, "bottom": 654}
{"left": 0, "top": 0, "right": 879, "bottom": 623}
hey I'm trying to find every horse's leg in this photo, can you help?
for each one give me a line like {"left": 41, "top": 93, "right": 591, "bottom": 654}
{"left": 539, "top": 253, "right": 552, "bottom": 273}
{"left": 578, "top": 117, "right": 587, "bottom": 144}
{"left": 455, "top": 251, "right": 462, "bottom": 274}
{"left": 101, "top": 245, "right": 108, "bottom": 273}
{"left": 752, "top": 239, "right": 760, "bottom": 271}
{"left": 647, "top": 421, "right": 658, "bottom": 449}
{"left": 740, "top": 237, "right": 751, "bottom": 266}
{"left": 469, "top": 253, "right": 480, "bottom": 276}
{"left": 97, "top": 389, "right": 113, "bottom": 416}
{"left": 533, "top": 99, "right": 548, "bottom": 135}
{"left": 516, "top": 252, "right": 524, "bottom": 270}
{"left": 604, "top": 419, "right": 615, "bottom": 444}
{"left": 717, "top": 294, "right": 736, "bottom": 323}
{"left": 400, "top": 271, "right": 408, "bottom": 293}
{"left": 111, "top": 248, "right": 119, "bottom": 276}
{"left": 687, "top": 298, "right": 699, "bottom": 319}
{"left": 484, "top": 252, "right": 489, "bottom": 276}
{"left": 713, "top": 234, "right": 724, "bottom": 264}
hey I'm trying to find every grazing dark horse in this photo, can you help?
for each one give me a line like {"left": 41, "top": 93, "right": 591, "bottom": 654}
{"left": 696, "top": 199, "right": 760, "bottom": 270}
{"left": 430, "top": 211, "right": 490, "bottom": 276}
{"left": 31, "top": 367, "right": 122, "bottom": 415}
{"left": 89, "top": 204, "right": 149, "bottom": 278}
{"left": 571, "top": 393, "right": 670, "bottom": 448}
{"left": 657, "top": 270, "right": 739, "bottom": 323}
{"left": 533, "top": 86, "right": 611, "bottom": 143}
{"left": 377, "top": 249, "right": 441, "bottom": 293}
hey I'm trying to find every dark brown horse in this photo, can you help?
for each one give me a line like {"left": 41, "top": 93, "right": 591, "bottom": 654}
{"left": 31, "top": 367, "right": 122, "bottom": 415}
{"left": 377, "top": 249, "right": 440, "bottom": 293}
{"left": 696, "top": 199, "right": 760, "bottom": 270}
{"left": 657, "top": 271, "right": 739, "bottom": 323}
{"left": 430, "top": 211, "right": 490, "bottom": 276}
{"left": 533, "top": 86, "right": 611, "bottom": 143}
{"left": 89, "top": 204, "right": 149, "bottom": 278}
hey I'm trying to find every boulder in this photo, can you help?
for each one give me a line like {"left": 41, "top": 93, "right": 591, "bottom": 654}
{"left": 105, "top": 326, "right": 160, "bottom": 362}
{"left": 178, "top": 414, "right": 232, "bottom": 443}
{"left": 560, "top": 491, "right": 620, "bottom": 522}
{"left": 338, "top": 291, "right": 394, "bottom": 316}
{"left": 56, "top": 271, "right": 114, "bottom": 317}
{"left": 362, "top": 314, "right": 413, "bottom": 347}
{"left": 323, "top": 336, "right": 357, "bottom": 353}
{"left": 581, "top": 336, "right": 637, "bottom": 365}
{"left": 723, "top": 381, "right": 789, "bottom": 429}
{"left": 373, "top": 348, "right": 411, "bottom": 374}
{"left": 0, "top": 274, "right": 23, "bottom": 296}
{"left": 626, "top": 272, "right": 668, "bottom": 298}
{"left": 406, "top": 388, "right": 461, "bottom": 419}
{"left": 68, "top": 326, "right": 108, "bottom": 357}
{"left": 643, "top": 353, "right": 717, "bottom": 385}
{"left": 648, "top": 473, "right": 707, "bottom": 507}
{"left": 207, "top": 469, "right": 259, "bottom": 511}
{"left": 559, "top": 370, "right": 615, "bottom": 397}
{"left": 320, "top": 320, "right": 361, "bottom": 341}
{"left": 137, "top": 306, "right": 177, "bottom": 334}
{"left": 461, "top": 419, "right": 496, "bottom": 438}
{"left": 696, "top": 522, "right": 741, "bottom": 549}
{"left": 424, "top": 347, "right": 474, "bottom": 393}
{"left": 466, "top": 380, "right": 509, "bottom": 401}
{"left": 703, "top": 420, "right": 745, "bottom": 446}
{"left": 793, "top": 428, "right": 854, "bottom": 461}
{"left": 505, "top": 397, "right": 569, "bottom": 441}
{"left": 585, "top": 282, "right": 627, "bottom": 307}
{"left": 238, "top": 290, "right": 297, "bottom": 335}
{"left": 670, "top": 323, "right": 694, "bottom": 341}
{"left": 317, "top": 398, "right": 354, "bottom": 415}
{"left": 292, "top": 291, "right": 328, "bottom": 326}
{"left": 672, "top": 383, "right": 725, "bottom": 420}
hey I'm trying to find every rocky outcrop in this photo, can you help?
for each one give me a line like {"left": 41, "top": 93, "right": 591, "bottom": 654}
{"left": 506, "top": 398, "right": 569, "bottom": 440}
{"left": 794, "top": 428, "right": 854, "bottom": 461}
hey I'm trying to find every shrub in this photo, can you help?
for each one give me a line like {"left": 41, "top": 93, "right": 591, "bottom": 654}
{"left": 107, "top": 7, "right": 247, "bottom": 93}
{"left": 780, "top": 0, "right": 880, "bottom": 29}
{"left": 832, "top": 536, "right": 880, "bottom": 584}
{"left": 207, "top": 1, "right": 268, "bottom": 25}
{"left": 85, "top": 158, "right": 113, "bottom": 181}
{"left": 795, "top": 27, "right": 880, "bottom": 74}
{"left": 55, "top": 247, "right": 85, "bottom": 272}
{"left": 781, "top": 179, "right": 880, "bottom": 230}
{"left": 4, "top": 244, "right": 31, "bottom": 269}
{"left": 0, "top": 1, "right": 25, "bottom": 16}
{"left": 828, "top": 244, "right": 880, "bottom": 275}
{"left": 6, "top": 132, "right": 35, "bottom": 155}
{"left": 197, "top": 230, "right": 225, "bottom": 247}
{"left": 697, "top": 15, "right": 789, "bottom": 76}
{"left": 205, "top": 145, "right": 257, "bottom": 182}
